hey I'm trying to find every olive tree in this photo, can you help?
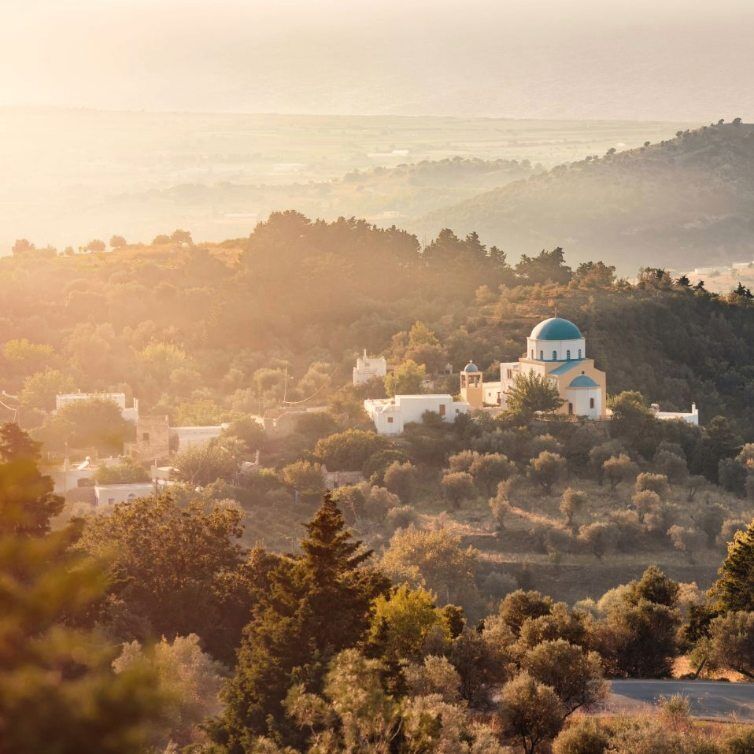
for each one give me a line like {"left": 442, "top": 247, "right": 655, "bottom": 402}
{"left": 497, "top": 671, "right": 564, "bottom": 754}
{"left": 529, "top": 451, "right": 567, "bottom": 494}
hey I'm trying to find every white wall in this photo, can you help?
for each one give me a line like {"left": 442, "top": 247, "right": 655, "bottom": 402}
{"left": 483, "top": 382, "right": 502, "bottom": 405}
{"left": 55, "top": 392, "right": 139, "bottom": 422}
{"left": 655, "top": 404, "right": 699, "bottom": 426}
{"left": 365, "top": 394, "right": 469, "bottom": 435}
{"left": 565, "top": 387, "right": 602, "bottom": 419}
{"left": 94, "top": 482, "right": 155, "bottom": 506}
{"left": 526, "top": 337, "right": 586, "bottom": 362}
{"left": 172, "top": 425, "right": 224, "bottom": 452}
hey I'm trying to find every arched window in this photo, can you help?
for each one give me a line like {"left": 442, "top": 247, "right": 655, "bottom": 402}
{"left": 539, "top": 350, "right": 544, "bottom": 360}
{"left": 590, "top": 397, "right": 595, "bottom": 409}
{"left": 578, "top": 348, "right": 582, "bottom": 359}
{"left": 552, "top": 350, "right": 557, "bottom": 360}
{"left": 531, "top": 350, "right": 534, "bottom": 359}
{"left": 566, "top": 349, "right": 571, "bottom": 360}
{"left": 568, "top": 402, "right": 573, "bottom": 415}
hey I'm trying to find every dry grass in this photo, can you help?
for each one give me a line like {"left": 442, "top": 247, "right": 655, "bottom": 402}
{"left": 404, "top": 473, "right": 753, "bottom": 602}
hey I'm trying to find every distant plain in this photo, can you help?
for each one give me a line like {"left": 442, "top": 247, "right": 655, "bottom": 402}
{"left": 0, "top": 108, "right": 693, "bottom": 251}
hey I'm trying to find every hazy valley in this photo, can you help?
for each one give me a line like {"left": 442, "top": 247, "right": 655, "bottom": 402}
{"left": 0, "top": 108, "right": 693, "bottom": 253}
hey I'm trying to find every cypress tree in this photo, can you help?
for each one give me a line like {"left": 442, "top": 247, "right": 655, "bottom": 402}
{"left": 714, "top": 519, "right": 754, "bottom": 612}
{"left": 215, "top": 495, "right": 390, "bottom": 750}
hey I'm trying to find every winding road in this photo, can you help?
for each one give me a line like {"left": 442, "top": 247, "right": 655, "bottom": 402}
{"left": 606, "top": 679, "right": 754, "bottom": 721}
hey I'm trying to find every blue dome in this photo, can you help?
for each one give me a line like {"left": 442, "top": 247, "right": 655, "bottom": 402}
{"left": 463, "top": 361, "right": 479, "bottom": 373}
{"left": 530, "top": 317, "right": 582, "bottom": 341}
{"left": 569, "top": 375, "right": 598, "bottom": 388}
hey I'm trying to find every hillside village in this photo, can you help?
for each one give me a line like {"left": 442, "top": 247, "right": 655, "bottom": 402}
{"left": 14, "top": 314, "right": 701, "bottom": 509}
{"left": 9, "top": 2, "right": 754, "bottom": 750}
{"left": 2, "top": 154, "right": 754, "bottom": 754}
{"left": 3, "top": 208, "right": 754, "bottom": 754}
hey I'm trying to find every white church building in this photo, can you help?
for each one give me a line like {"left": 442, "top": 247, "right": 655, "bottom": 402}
{"left": 363, "top": 316, "right": 698, "bottom": 435}
{"left": 462, "top": 317, "right": 608, "bottom": 420}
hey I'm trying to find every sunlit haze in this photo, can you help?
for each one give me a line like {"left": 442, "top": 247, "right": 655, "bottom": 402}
{"left": 2, "top": 0, "right": 754, "bottom": 118}
{"left": 5, "top": 3, "right": 754, "bottom": 751}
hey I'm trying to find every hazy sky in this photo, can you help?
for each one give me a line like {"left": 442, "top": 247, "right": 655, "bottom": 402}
{"left": 2, "top": 0, "right": 754, "bottom": 119}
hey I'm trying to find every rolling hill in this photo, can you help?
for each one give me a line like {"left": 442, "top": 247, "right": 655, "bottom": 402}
{"left": 420, "top": 122, "right": 754, "bottom": 273}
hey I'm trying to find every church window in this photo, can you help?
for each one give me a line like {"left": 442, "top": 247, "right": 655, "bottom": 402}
{"left": 578, "top": 348, "right": 582, "bottom": 358}
{"left": 387, "top": 416, "right": 394, "bottom": 423}
{"left": 566, "top": 349, "right": 571, "bottom": 360}
{"left": 590, "top": 398, "right": 595, "bottom": 409}
{"left": 568, "top": 402, "right": 573, "bottom": 414}
{"left": 552, "top": 350, "right": 557, "bottom": 360}
{"left": 539, "top": 350, "right": 544, "bottom": 360}
{"left": 531, "top": 350, "right": 534, "bottom": 358}
{"left": 439, "top": 404, "right": 446, "bottom": 417}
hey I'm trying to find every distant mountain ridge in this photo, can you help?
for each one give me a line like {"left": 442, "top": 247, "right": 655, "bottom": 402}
{"left": 420, "top": 122, "right": 754, "bottom": 273}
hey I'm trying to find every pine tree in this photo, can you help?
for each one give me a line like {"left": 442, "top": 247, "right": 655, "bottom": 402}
{"left": 0, "top": 423, "right": 63, "bottom": 537}
{"left": 714, "top": 518, "right": 754, "bottom": 612}
{"left": 215, "top": 495, "right": 390, "bottom": 750}
{"left": 300, "top": 495, "right": 389, "bottom": 651}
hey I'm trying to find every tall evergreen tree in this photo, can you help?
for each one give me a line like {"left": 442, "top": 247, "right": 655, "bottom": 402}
{"left": 300, "top": 494, "right": 389, "bottom": 650}
{"left": 214, "top": 495, "right": 390, "bottom": 750}
{"left": 714, "top": 518, "right": 754, "bottom": 612}
{"left": 0, "top": 423, "right": 63, "bottom": 537}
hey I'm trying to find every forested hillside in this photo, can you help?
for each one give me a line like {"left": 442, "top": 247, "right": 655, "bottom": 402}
{"left": 423, "top": 121, "right": 754, "bottom": 272}
{"left": 3, "top": 214, "right": 754, "bottom": 437}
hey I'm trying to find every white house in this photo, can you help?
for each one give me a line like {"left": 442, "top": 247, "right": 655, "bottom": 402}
{"left": 94, "top": 482, "right": 156, "bottom": 507}
{"left": 46, "top": 455, "right": 118, "bottom": 494}
{"left": 56, "top": 392, "right": 139, "bottom": 423}
{"left": 364, "top": 394, "right": 469, "bottom": 436}
{"left": 353, "top": 350, "right": 387, "bottom": 385}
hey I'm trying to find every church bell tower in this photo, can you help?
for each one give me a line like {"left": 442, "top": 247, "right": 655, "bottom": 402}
{"left": 460, "top": 361, "right": 484, "bottom": 408}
